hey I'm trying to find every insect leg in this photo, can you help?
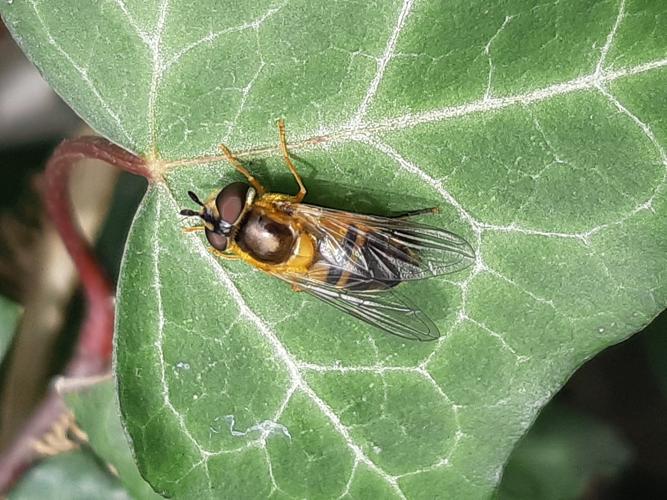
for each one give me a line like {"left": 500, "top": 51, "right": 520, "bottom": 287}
{"left": 208, "top": 247, "right": 241, "bottom": 261}
{"left": 219, "top": 144, "right": 266, "bottom": 196}
{"left": 277, "top": 119, "right": 307, "bottom": 203}
{"left": 392, "top": 207, "right": 439, "bottom": 218}
{"left": 182, "top": 225, "right": 205, "bottom": 233}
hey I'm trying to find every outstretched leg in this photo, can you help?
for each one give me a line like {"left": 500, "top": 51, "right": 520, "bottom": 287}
{"left": 392, "top": 207, "right": 439, "bottom": 218}
{"left": 219, "top": 144, "right": 266, "bottom": 196}
{"left": 278, "top": 119, "right": 306, "bottom": 203}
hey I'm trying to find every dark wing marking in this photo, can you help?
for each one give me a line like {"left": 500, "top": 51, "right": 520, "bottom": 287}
{"left": 275, "top": 273, "right": 439, "bottom": 341}
{"left": 288, "top": 203, "right": 475, "bottom": 283}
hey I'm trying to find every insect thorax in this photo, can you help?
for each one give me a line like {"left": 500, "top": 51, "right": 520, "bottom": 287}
{"left": 235, "top": 210, "right": 296, "bottom": 264}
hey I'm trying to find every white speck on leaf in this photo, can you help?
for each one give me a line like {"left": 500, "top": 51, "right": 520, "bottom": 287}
{"left": 223, "top": 415, "right": 291, "bottom": 441}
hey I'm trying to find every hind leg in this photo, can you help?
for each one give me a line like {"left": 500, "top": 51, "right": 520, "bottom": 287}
{"left": 392, "top": 207, "right": 439, "bottom": 218}
{"left": 277, "top": 119, "right": 307, "bottom": 203}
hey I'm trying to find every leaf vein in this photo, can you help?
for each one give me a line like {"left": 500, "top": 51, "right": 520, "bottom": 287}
{"left": 150, "top": 189, "right": 214, "bottom": 491}
{"left": 349, "top": 0, "right": 415, "bottom": 127}
{"left": 483, "top": 15, "right": 514, "bottom": 101}
{"left": 27, "top": 0, "right": 132, "bottom": 144}
{"left": 147, "top": 0, "right": 170, "bottom": 156}
{"left": 110, "top": 0, "right": 152, "bottom": 45}
{"left": 594, "top": 0, "right": 626, "bottom": 79}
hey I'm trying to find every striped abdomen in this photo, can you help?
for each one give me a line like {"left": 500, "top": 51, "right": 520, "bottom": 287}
{"left": 318, "top": 224, "right": 412, "bottom": 290}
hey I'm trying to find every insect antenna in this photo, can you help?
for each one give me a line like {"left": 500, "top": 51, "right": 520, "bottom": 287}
{"left": 188, "top": 191, "right": 205, "bottom": 207}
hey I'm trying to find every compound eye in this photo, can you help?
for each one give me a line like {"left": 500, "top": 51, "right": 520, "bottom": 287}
{"left": 215, "top": 182, "right": 250, "bottom": 224}
{"left": 205, "top": 229, "right": 228, "bottom": 251}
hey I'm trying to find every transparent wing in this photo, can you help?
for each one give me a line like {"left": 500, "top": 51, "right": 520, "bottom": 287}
{"left": 288, "top": 203, "right": 475, "bottom": 284}
{"left": 276, "top": 273, "right": 439, "bottom": 341}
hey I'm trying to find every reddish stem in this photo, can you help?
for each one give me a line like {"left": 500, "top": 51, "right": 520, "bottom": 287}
{"left": 0, "top": 136, "right": 149, "bottom": 492}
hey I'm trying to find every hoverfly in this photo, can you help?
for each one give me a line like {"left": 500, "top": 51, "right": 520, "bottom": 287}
{"left": 180, "top": 120, "right": 475, "bottom": 341}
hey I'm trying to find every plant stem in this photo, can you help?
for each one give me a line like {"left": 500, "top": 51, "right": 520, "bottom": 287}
{"left": 0, "top": 136, "right": 148, "bottom": 492}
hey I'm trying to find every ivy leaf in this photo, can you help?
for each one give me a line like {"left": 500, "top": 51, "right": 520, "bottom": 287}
{"left": 2, "top": 0, "right": 666, "bottom": 498}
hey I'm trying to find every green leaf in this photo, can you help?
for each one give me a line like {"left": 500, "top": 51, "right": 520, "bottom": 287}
{"left": 9, "top": 451, "right": 129, "bottom": 500}
{"left": 495, "top": 404, "right": 631, "bottom": 500}
{"left": 2, "top": 0, "right": 666, "bottom": 498}
{"left": 0, "top": 294, "right": 21, "bottom": 363}
{"left": 63, "top": 379, "right": 162, "bottom": 500}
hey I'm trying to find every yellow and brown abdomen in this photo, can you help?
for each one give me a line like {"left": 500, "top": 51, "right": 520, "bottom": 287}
{"left": 312, "top": 221, "right": 403, "bottom": 291}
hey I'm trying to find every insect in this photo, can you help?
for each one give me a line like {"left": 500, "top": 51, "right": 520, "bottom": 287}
{"left": 180, "top": 120, "right": 475, "bottom": 341}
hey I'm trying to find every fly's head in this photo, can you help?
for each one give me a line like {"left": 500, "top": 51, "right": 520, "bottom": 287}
{"left": 180, "top": 182, "right": 255, "bottom": 252}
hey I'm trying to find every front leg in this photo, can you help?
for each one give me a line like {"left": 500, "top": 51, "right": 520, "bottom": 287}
{"left": 208, "top": 247, "right": 241, "bottom": 260}
{"left": 182, "top": 225, "right": 205, "bottom": 233}
{"left": 219, "top": 143, "right": 267, "bottom": 196}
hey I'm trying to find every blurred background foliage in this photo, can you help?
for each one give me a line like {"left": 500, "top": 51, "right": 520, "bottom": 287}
{"left": 0, "top": 20, "right": 665, "bottom": 500}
